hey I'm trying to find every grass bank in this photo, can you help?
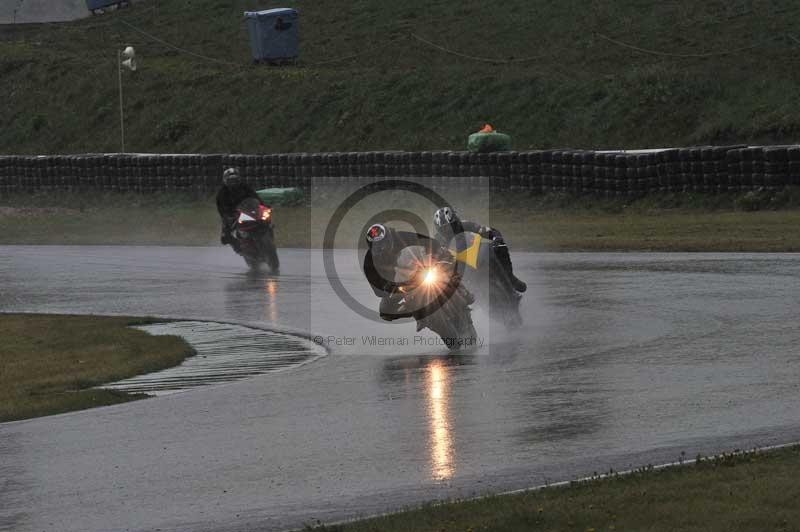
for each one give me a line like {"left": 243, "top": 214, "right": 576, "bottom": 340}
{"left": 0, "top": 313, "right": 193, "bottom": 422}
{"left": 308, "top": 446, "right": 800, "bottom": 532}
{"left": 2, "top": 1, "right": 800, "bottom": 154}
{"left": 2, "top": 190, "right": 800, "bottom": 251}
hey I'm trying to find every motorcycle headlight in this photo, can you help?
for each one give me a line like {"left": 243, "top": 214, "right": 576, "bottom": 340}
{"left": 260, "top": 207, "right": 271, "bottom": 221}
{"left": 422, "top": 267, "right": 437, "bottom": 286}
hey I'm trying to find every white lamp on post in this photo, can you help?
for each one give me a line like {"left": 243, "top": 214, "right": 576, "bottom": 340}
{"left": 118, "top": 46, "right": 137, "bottom": 153}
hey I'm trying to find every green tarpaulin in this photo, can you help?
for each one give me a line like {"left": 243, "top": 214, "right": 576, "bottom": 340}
{"left": 256, "top": 187, "right": 304, "bottom": 206}
{"left": 467, "top": 131, "right": 512, "bottom": 153}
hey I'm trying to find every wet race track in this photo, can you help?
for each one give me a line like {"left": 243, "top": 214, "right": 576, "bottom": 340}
{"left": 2, "top": 246, "right": 800, "bottom": 532}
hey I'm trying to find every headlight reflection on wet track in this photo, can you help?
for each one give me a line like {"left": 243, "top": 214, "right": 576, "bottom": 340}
{"left": 427, "top": 359, "right": 454, "bottom": 481}
{"left": 265, "top": 278, "right": 278, "bottom": 323}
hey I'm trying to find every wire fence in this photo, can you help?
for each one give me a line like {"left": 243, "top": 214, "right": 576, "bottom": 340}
{"left": 594, "top": 32, "right": 764, "bottom": 58}
{"left": 110, "top": 17, "right": 792, "bottom": 70}
{"left": 118, "top": 19, "right": 244, "bottom": 68}
{"left": 5, "top": 6, "right": 798, "bottom": 72}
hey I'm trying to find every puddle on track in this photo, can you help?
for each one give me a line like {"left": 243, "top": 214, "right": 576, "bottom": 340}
{"left": 103, "top": 321, "right": 326, "bottom": 395}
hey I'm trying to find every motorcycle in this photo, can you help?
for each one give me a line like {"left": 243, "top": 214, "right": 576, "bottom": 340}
{"left": 392, "top": 250, "right": 478, "bottom": 351}
{"left": 229, "top": 197, "right": 280, "bottom": 273}
{"left": 447, "top": 232, "right": 523, "bottom": 330}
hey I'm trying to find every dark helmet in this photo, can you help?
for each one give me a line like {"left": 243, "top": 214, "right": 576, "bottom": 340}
{"left": 222, "top": 167, "right": 241, "bottom": 186}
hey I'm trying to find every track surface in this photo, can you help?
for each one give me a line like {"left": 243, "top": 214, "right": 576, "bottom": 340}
{"left": 2, "top": 246, "right": 800, "bottom": 532}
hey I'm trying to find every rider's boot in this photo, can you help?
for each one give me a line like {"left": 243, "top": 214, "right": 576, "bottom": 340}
{"left": 495, "top": 244, "right": 527, "bottom": 293}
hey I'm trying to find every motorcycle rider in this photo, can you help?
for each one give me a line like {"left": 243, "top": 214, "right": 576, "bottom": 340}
{"left": 363, "top": 223, "right": 454, "bottom": 321}
{"left": 216, "top": 167, "right": 260, "bottom": 251}
{"left": 433, "top": 206, "right": 527, "bottom": 293}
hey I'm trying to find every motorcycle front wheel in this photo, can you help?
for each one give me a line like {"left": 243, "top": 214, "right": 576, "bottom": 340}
{"left": 265, "top": 244, "right": 280, "bottom": 274}
{"left": 421, "top": 300, "right": 477, "bottom": 351}
{"left": 259, "top": 231, "right": 280, "bottom": 274}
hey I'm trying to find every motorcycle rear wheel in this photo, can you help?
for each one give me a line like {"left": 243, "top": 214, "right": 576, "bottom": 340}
{"left": 489, "top": 264, "right": 523, "bottom": 331}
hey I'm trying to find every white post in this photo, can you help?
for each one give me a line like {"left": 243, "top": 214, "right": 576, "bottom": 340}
{"left": 118, "top": 48, "right": 125, "bottom": 153}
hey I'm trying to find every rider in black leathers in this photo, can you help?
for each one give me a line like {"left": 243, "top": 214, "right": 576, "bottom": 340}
{"left": 216, "top": 167, "right": 260, "bottom": 251}
{"left": 363, "top": 223, "right": 453, "bottom": 321}
{"left": 433, "top": 206, "right": 527, "bottom": 293}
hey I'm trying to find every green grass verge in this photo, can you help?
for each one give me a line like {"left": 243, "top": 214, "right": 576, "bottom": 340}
{"left": 2, "top": 190, "right": 800, "bottom": 251}
{"left": 2, "top": 1, "right": 800, "bottom": 154}
{"left": 0, "top": 313, "right": 194, "bottom": 422}
{"left": 308, "top": 446, "right": 800, "bottom": 532}
{"left": 0, "top": 192, "right": 222, "bottom": 246}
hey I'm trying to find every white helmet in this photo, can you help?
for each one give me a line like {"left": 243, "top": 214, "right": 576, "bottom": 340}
{"left": 434, "top": 206, "right": 458, "bottom": 228}
{"left": 222, "top": 167, "right": 241, "bottom": 185}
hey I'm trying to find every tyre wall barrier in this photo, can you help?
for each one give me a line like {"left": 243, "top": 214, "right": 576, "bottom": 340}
{"left": 0, "top": 146, "right": 797, "bottom": 196}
